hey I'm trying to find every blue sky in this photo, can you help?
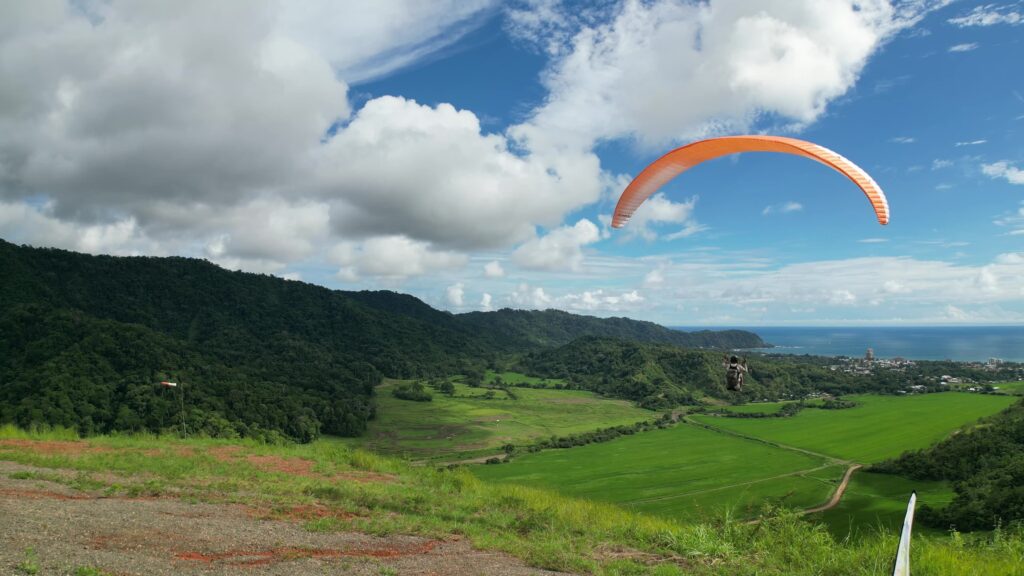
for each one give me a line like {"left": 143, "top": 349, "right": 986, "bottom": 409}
{"left": 1, "top": 0, "right": 1022, "bottom": 325}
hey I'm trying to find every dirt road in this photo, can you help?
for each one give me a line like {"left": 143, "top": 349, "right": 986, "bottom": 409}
{"left": 802, "top": 464, "right": 862, "bottom": 515}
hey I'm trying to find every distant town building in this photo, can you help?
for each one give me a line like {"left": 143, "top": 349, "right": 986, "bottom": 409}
{"left": 865, "top": 348, "right": 874, "bottom": 361}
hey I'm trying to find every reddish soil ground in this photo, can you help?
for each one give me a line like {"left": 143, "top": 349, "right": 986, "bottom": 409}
{"left": 0, "top": 461, "right": 568, "bottom": 575}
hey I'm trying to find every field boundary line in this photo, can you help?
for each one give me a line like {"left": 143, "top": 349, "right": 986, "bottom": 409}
{"left": 622, "top": 463, "right": 836, "bottom": 506}
{"left": 682, "top": 416, "right": 852, "bottom": 465}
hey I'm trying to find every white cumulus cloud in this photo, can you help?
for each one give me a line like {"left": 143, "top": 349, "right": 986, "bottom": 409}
{"left": 512, "top": 219, "right": 601, "bottom": 271}
{"left": 509, "top": 0, "right": 946, "bottom": 152}
{"left": 484, "top": 260, "right": 506, "bottom": 278}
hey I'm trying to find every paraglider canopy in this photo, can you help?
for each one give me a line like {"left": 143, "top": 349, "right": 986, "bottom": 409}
{"left": 612, "top": 135, "right": 889, "bottom": 229}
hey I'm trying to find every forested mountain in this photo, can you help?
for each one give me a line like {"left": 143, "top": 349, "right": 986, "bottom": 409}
{"left": 0, "top": 240, "right": 763, "bottom": 441}
{"left": 459, "top": 308, "right": 764, "bottom": 350}
{"left": 873, "top": 399, "right": 1024, "bottom": 530}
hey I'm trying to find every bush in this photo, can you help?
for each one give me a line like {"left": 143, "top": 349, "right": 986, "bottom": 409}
{"left": 392, "top": 382, "right": 432, "bottom": 402}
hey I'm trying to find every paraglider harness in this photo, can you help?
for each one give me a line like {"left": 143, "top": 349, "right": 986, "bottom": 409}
{"left": 724, "top": 355, "right": 747, "bottom": 391}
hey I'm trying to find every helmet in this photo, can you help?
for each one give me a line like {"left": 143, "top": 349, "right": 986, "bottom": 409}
{"left": 730, "top": 355, "right": 739, "bottom": 363}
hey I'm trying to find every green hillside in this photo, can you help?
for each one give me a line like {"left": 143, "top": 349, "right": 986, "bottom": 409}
{"left": 351, "top": 379, "right": 652, "bottom": 460}
{"left": 0, "top": 240, "right": 761, "bottom": 442}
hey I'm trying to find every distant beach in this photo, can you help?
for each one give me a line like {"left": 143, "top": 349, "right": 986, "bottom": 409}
{"left": 672, "top": 326, "right": 1024, "bottom": 362}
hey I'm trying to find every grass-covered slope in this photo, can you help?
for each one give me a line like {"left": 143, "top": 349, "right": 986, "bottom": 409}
{"left": 350, "top": 379, "right": 652, "bottom": 460}
{"left": 2, "top": 427, "right": 1022, "bottom": 575}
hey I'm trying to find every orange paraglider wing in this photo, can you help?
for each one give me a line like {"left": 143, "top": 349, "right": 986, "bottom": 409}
{"left": 611, "top": 135, "right": 889, "bottom": 228}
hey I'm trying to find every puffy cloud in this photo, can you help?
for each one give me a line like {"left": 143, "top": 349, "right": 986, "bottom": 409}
{"left": 948, "top": 42, "right": 979, "bottom": 52}
{"left": 890, "top": 136, "right": 915, "bottom": 143}
{"left": 932, "top": 159, "right": 953, "bottom": 169}
{"left": 510, "top": 283, "right": 552, "bottom": 308}
{"left": 480, "top": 292, "right": 493, "bottom": 310}
{"left": 614, "top": 193, "right": 704, "bottom": 241}
{"left": 484, "top": 260, "right": 506, "bottom": 278}
{"left": 506, "top": 283, "right": 644, "bottom": 312}
{"left": 0, "top": 2, "right": 607, "bottom": 272}
{"left": 509, "top": 0, "right": 944, "bottom": 152}
{"left": 0, "top": 201, "right": 155, "bottom": 256}
{"left": 948, "top": 4, "right": 1022, "bottom": 27}
{"left": 644, "top": 267, "right": 665, "bottom": 286}
{"left": 446, "top": 282, "right": 466, "bottom": 307}
{"left": 512, "top": 219, "right": 601, "bottom": 271}
{"left": 318, "top": 96, "right": 602, "bottom": 251}
{"left": 330, "top": 236, "right": 467, "bottom": 281}
{"left": 560, "top": 289, "right": 645, "bottom": 311}
{"left": 982, "top": 162, "right": 1024, "bottom": 185}
{"left": 762, "top": 201, "right": 804, "bottom": 215}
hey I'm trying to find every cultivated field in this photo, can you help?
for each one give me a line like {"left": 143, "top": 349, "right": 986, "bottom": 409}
{"left": 473, "top": 421, "right": 840, "bottom": 521}
{"left": 349, "top": 378, "right": 650, "bottom": 461}
{"left": 475, "top": 392, "right": 1016, "bottom": 530}
{"left": 817, "top": 471, "right": 955, "bottom": 539}
{"left": 690, "top": 393, "right": 1016, "bottom": 463}
{"left": 994, "top": 381, "right": 1024, "bottom": 395}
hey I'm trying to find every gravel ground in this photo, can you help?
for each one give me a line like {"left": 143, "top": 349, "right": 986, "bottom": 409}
{"left": 0, "top": 462, "right": 570, "bottom": 576}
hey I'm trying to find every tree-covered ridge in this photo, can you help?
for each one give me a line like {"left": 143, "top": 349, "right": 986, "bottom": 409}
{"left": 0, "top": 240, "right": 765, "bottom": 441}
{"left": 515, "top": 337, "right": 1018, "bottom": 407}
{"left": 872, "top": 399, "right": 1024, "bottom": 530}
{"left": 459, "top": 308, "right": 766, "bottom": 350}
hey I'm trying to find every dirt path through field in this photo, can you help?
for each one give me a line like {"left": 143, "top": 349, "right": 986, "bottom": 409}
{"left": 801, "top": 464, "right": 862, "bottom": 515}
{"left": 0, "top": 462, "right": 567, "bottom": 576}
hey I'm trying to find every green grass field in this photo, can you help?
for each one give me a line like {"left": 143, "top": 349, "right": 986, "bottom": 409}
{"left": 485, "top": 370, "right": 565, "bottom": 387}
{"left": 994, "top": 381, "right": 1024, "bottom": 395}
{"left": 350, "top": 378, "right": 651, "bottom": 460}
{"left": 473, "top": 421, "right": 840, "bottom": 521}
{"left": 691, "top": 393, "right": 1016, "bottom": 463}
{"left": 815, "top": 471, "right": 955, "bottom": 539}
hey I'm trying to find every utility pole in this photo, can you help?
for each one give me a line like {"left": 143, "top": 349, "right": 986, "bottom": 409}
{"left": 180, "top": 381, "right": 188, "bottom": 439}
{"left": 160, "top": 380, "right": 187, "bottom": 439}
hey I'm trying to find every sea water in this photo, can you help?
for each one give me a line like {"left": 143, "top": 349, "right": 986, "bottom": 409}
{"left": 671, "top": 326, "right": 1024, "bottom": 362}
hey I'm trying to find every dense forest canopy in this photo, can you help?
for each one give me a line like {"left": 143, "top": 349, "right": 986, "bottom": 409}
{"left": 0, "top": 240, "right": 764, "bottom": 441}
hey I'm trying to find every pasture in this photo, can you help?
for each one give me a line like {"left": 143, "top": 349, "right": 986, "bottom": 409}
{"left": 815, "top": 471, "right": 954, "bottom": 539}
{"left": 473, "top": 421, "right": 840, "bottom": 521}
{"left": 994, "top": 380, "right": 1024, "bottom": 395}
{"left": 485, "top": 370, "right": 564, "bottom": 387}
{"left": 690, "top": 393, "right": 1015, "bottom": 463}
{"left": 351, "top": 378, "right": 651, "bottom": 460}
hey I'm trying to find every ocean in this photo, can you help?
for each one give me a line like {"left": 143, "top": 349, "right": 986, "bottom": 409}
{"left": 671, "top": 326, "right": 1024, "bottom": 362}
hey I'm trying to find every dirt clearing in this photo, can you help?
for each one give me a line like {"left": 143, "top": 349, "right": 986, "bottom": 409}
{"left": 0, "top": 463, "right": 568, "bottom": 576}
